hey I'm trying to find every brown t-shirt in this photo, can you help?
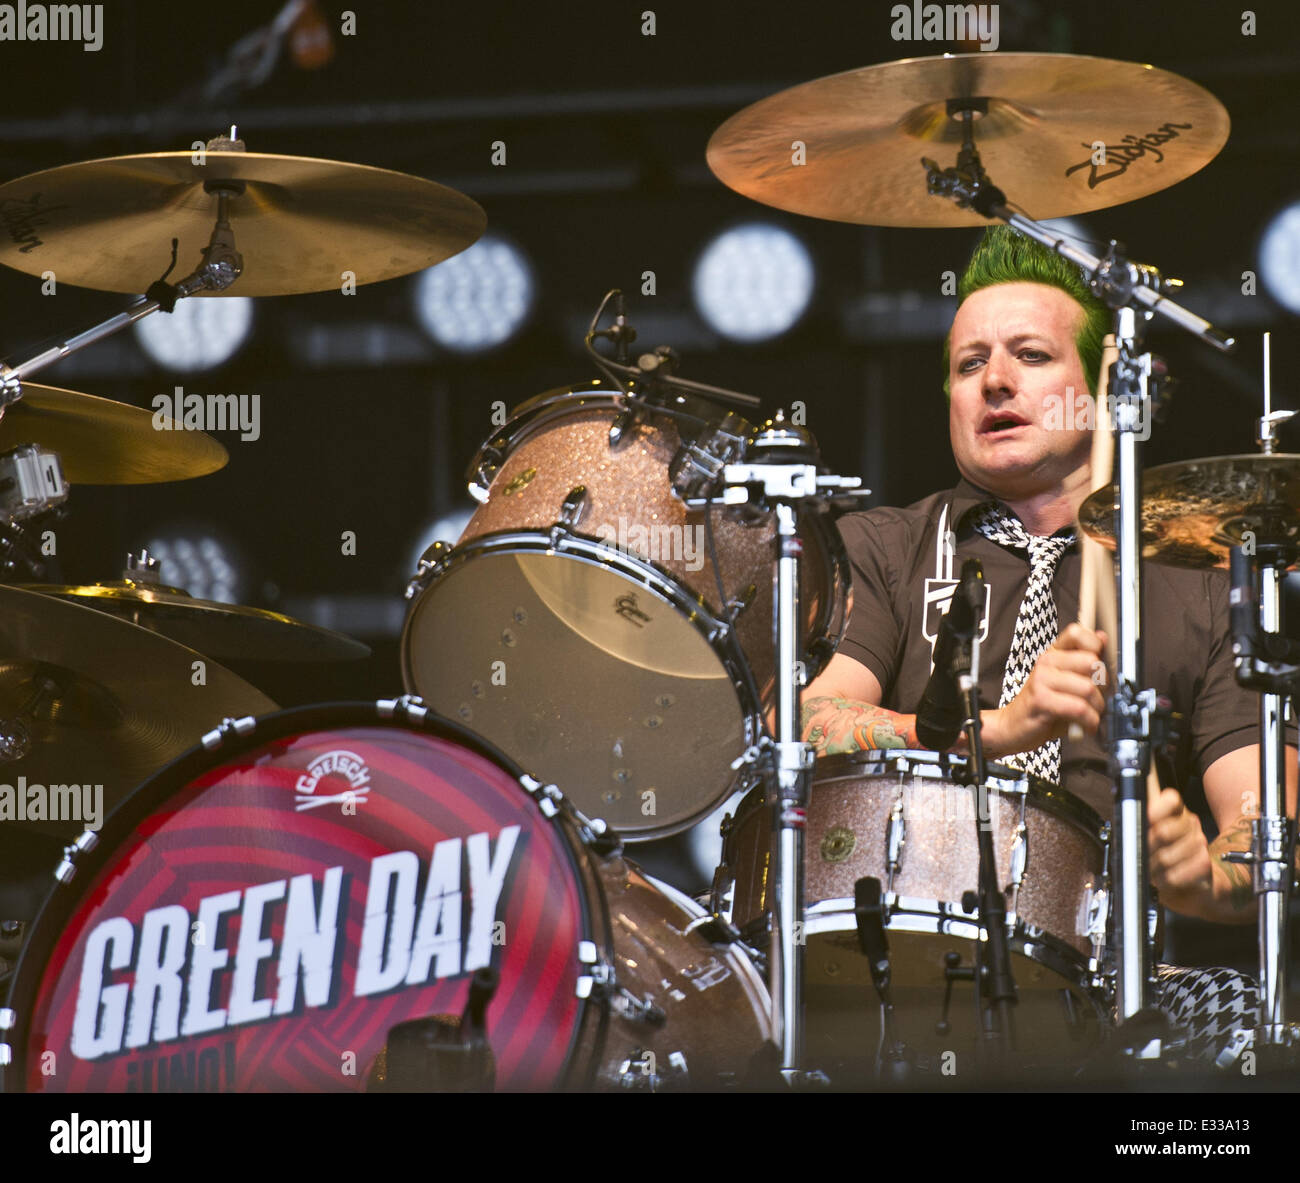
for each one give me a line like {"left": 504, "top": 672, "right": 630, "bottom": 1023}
{"left": 837, "top": 478, "right": 1264, "bottom": 820}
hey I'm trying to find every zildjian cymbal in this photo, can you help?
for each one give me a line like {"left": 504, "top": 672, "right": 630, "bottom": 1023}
{"left": 707, "top": 53, "right": 1230, "bottom": 227}
{"left": 0, "top": 149, "right": 486, "bottom": 295}
{"left": 0, "top": 383, "right": 227, "bottom": 484}
{"left": 0, "top": 585, "right": 277, "bottom": 837}
{"left": 1078, "top": 454, "right": 1300, "bottom": 569}
{"left": 21, "top": 580, "right": 371, "bottom": 663}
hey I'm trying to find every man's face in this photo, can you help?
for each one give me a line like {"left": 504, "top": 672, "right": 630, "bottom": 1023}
{"left": 947, "top": 282, "right": 1093, "bottom": 502}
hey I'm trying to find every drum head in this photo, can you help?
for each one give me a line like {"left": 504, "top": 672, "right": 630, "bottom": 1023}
{"left": 3, "top": 702, "right": 597, "bottom": 1092}
{"left": 403, "top": 536, "right": 755, "bottom": 839}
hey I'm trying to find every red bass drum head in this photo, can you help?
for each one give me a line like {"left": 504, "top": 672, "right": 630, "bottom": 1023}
{"left": 3, "top": 701, "right": 597, "bottom": 1092}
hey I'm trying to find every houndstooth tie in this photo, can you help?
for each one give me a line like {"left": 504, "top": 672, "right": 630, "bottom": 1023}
{"left": 969, "top": 503, "right": 1075, "bottom": 783}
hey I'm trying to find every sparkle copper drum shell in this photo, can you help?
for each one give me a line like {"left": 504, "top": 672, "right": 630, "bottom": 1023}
{"left": 401, "top": 384, "right": 849, "bottom": 839}
{"left": 716, "top": 749, "right": 1109, "bottom": 1079}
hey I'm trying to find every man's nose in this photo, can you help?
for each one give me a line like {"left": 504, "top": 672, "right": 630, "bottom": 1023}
{"left": 982, "top": 349, "right": 1016, "bottom": 398}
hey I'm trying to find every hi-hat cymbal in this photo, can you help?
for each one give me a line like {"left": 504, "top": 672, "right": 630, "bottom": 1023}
{"left": 0, "top": 585, "right": 277, "bottom": 837}
{"left": 22, "top": 580, "right": 370, "bottom": 663}
{"left": 0, "top": 383, "right": 227, "bottom": 484}
{"left": 0, "top": 150, "right": 486, "bottom": 296}
{"left": 707, "top": 53, "right": 1230, "bottom": 227}
{"left": 1078, "top": 454, "right": 1300, "bottom": 569}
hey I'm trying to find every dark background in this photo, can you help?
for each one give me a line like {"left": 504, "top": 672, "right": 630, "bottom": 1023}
{"left": 1, "top": 0, "right": 1297, "bottom": 965}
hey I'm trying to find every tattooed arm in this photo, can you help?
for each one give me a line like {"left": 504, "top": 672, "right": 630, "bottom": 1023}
{"left": 801, "top": 693, "right": 920, "bottom": 755}
{"left": 1207, "top": 813, "right": 1258, "bottom": 915}
{"left": 1149, "top": 744, "right": 1299, "bottom": 924}
{"left": 801, "top": 641, "right": 1105, "bottom": 761}
{"left": 800, "top": 653, "right": 914, "bottom": 756}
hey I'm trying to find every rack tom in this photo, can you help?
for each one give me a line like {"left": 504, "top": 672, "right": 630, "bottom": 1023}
{"left": 401, "top": 382, "right": 849, "bottom": 839}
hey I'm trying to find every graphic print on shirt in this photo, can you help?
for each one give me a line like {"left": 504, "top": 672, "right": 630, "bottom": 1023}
{"left": 922, "top": 503, "right": 991, "bottom": 671}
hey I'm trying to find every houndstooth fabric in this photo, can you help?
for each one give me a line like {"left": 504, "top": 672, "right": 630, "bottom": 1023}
{"left": 1153, "top": 963, "right": 1258, "bottom": 1064}
{"left": 969, "top": 504, "right": 1075, "bottom": 783}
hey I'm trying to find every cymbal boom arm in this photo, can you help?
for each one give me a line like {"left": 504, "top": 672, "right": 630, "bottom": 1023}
{"left": 0, "top": 194, "right": 245, "bottom": 396}
{"left": 923, "top": 147, "right": 1233, "bottom": 354}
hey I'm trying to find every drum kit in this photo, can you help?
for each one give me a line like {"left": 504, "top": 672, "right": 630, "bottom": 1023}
{"left": 0, "top": 49, "right": 1296, "bottom": 1091}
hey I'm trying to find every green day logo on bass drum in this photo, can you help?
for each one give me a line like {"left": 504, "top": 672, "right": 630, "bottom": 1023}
{"left": 18, "top": 723, "right": 587, "bottom": 1092}
{"left": 69, "top": 827, "right": 522, "bottom": 1060}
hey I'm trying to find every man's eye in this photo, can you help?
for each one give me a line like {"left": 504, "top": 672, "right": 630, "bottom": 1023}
{"left": 1020, "top": 349, "right": 1050, "bottom": 362}
{"left": 958, "top": 357, "right": 984, "bottom": 373}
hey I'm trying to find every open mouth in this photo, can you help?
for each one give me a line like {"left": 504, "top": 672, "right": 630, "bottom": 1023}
{"left": 980, "top": 413, "right": 1028, "bottom": 435}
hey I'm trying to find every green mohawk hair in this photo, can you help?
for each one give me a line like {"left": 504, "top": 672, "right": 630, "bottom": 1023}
{"left": 943, "top": 225, "right": 1110, "bottom": 397}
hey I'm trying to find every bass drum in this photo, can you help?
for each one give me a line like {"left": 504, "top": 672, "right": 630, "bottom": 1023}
{"left": 0, "top": 700, "right": 771, "bottom": 1092}
{"left": 401, "top": 382, "right": 849, "bottom": 840}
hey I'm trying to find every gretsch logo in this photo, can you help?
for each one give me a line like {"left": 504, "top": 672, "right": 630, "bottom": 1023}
{"left": 614, "top": 592, "right": 651, "bottom": 628}
{"left": 295, "top": 749, "right": 371, "bottom": 812}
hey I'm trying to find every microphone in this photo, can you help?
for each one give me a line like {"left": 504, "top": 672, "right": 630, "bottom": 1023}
{"left": 592, "top": 290, "right": 638, "bottom": 363}
{"left": 915, "top": 558, "right": 984, "bottom": 751}
{"left": 612, "top": 290, "right": 635, "bottom": 363}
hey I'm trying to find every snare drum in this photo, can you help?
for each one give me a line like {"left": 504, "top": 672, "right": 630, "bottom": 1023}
{"left": 1, "top": 700, "right": 771, "bottom": 1092}
{"left": 401, "top": 382, "right": 849, "bottom": 839}
{"left": 715, "top": 749, "right": 1109, "bottom": 1077}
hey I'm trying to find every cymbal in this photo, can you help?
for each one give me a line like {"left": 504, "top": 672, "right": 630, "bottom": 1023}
{"left": 0, "top": 382, "right": 227, "bottom": 484}
{"left": 0, "top": 150, "right": 486, "bottom": 296}
{"left": 1078, "top": 454, "right": 1300, "bottom": 569}
{"left": 0, "top": 585, "right": 277, "bottom": 837}
{"left": 22, "top": 580, "right": 370, "bottom": 663}
{"left": 707, "top": 53, "right": 1230, "bottom": 227}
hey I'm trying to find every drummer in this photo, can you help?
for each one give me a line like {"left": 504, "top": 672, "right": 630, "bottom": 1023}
{"left": 802, "top": 225, "right": 1296, "bottom": 1061}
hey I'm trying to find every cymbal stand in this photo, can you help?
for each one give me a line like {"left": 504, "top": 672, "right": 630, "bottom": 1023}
{"left": 923, "top": 130, "right": 1233, "bottom": 1050}
{"left": 703, "top": 416, "right": 869, "bottom": 1084}
{"left": 1226, "top": 344, "right": 1300, "bottom": 1056}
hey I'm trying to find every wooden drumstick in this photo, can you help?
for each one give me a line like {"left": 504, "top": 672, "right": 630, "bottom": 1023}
{"left": 1075, "top": 334, "right": 1119, "bottom": 673}
{"left": 1071, "top": 336, "right": 1162, "bottom": 796}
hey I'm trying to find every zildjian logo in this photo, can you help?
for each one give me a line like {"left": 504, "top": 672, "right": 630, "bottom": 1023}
{"left": 0, "top": 193, "right": 70, "bottom": 253}
{"left": 1064, "top": 122, "right": 1193, "bottom": 188}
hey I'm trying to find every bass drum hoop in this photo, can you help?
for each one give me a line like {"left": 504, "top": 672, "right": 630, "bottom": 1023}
{"left": 401, "top": 530, "right": 767, "bottom": 839}
{"left": 1, "top": 699, "right": 611, "bottom": 1093}
{"left": 464, "top": 383, "right": 851, "bottom": 689}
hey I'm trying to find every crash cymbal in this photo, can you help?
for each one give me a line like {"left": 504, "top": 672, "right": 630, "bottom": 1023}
{"left": 0, "top": 149, "right": 486, "bottom": 296}
{"left": 22, "top": 580, "right": 370, "bottom": 663}
{"left": 707, "top": 53, "right": 1230, "bottom": 227}
{"left": 0, "top": 382, "right": 227, "bottom": 484}
{"left": 1078, "top": 454, "right": 1300, "bottom": 569}
{"left": 0, "top": 585, "right": 277, "bottom": 837}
